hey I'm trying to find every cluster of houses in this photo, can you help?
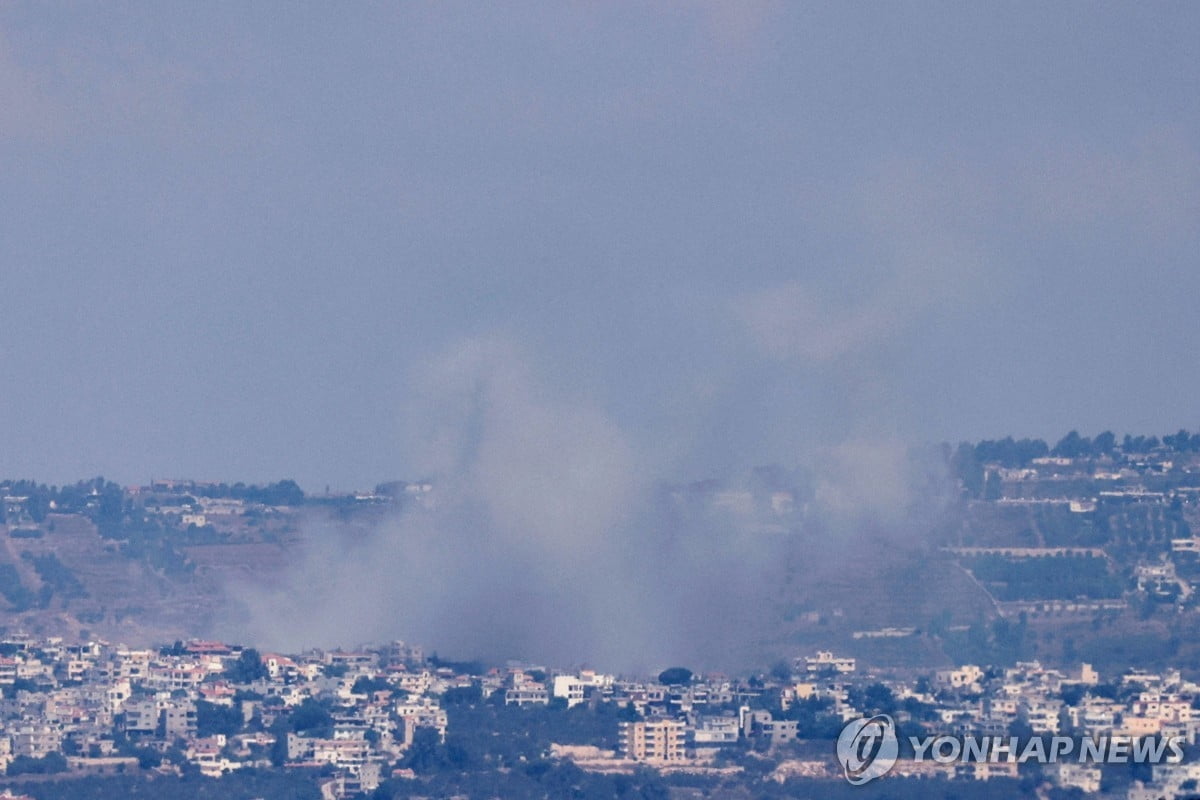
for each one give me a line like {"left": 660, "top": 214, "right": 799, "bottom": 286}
{"left": 991, "top": 445, "right": 1190, "bottom": 481}
{"left": 4, "top": 634, "right": 1200, "bottom": 796}
{"left": 0, "top": 635, "right": 437, "bottom": 799}
{"left": 771, "top": 656, "right": 1200, "bottom": 797}
{"left": 540, "top": 652, "right": 1200, "bottom": 798}
{"left": 484, "top": 648, "right": 1200, "bottom": 797}
{"left": 954, "top": 449, "right": 1200, "bottom": 621}
{"left": 982, "top": 446, "right": 1200, "bottom": 509}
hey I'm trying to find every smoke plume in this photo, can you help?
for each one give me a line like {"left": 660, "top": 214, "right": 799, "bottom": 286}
{"left": 220, "top": 337, "right": 947, "bottom": 672}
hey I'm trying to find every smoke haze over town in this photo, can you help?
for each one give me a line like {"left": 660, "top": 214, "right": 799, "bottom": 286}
{"left": 4, "top": 6, "right": 1200, "bottom": 798}
{"left": 1, "top": 3, "right": 1198, "bottom": 494}
{"left": 2, "top": 2, "right": 1199, "bottom": 673}
{"left": 222, "top": 336, "right": 952, "bottom": 670}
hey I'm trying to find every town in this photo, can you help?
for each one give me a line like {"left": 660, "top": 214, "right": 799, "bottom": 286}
{"left": 4, "top": 429, "right": 1200, "bottom": 797}
{"left": 0, "top": 634, "right": 1199, "bottom": 798}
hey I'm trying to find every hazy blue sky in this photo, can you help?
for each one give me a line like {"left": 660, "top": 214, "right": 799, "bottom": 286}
{"left": 1, "top": 2, "right": 1198, "bottom": 490}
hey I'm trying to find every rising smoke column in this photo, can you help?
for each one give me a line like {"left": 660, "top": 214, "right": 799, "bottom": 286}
{"left": 220, "top": 336, "right": 948, "bottom": 672}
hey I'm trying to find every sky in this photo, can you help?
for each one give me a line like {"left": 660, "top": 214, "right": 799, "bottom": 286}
{"left": 1, "top": 2, "right": 1199, "bottom": 492}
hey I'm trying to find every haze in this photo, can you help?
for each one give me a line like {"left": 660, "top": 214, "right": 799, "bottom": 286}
{"left": 1, "top": 3, "right": 1198, "bottom": 491}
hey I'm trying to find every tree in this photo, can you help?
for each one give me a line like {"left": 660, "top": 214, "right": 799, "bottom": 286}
{"left": 160, "top": 640, "right": 186, "bottom": 657}
{"left": 862, "top": 683, "right": 895, "bottom": 713}
{"left": 1123, "top": 434, "right": 1160, "bottom": 453}
{"left": 1052, "top": 430, "right": 1091, "bottom": 459}
{"left": 351, "top": 675, "right": 394, "bottom": 696}
{"left": 443, "top": 684, "right": 482, "bottom": 706}
{"left": 984, "top": 470, "right": 1003, "bottom": 501}
{"left": 1164, "top": 429, "right": 1192, "bottom": 451}
{"left": 403, "top": 726, "right": 444, "bottom": 773}
{"left": 290, "top": 698, "right": 334, "bottom": 738}
{"left": 1093, "top": 430, "right": 1116, "bottom": 455}
{"left": 768, "top": 660, "right": 793, "bottom": 682}
{"left": 657, "top": 667, "right": 693, "bottom": 686}
{"left": 268, "top": 716, "right": 290, "bottom": 766}
{"left": 950, "top": 442, "right": 984, "bottom": 497}
{"left": 227, "top": 648, "right": 268, "bottom": 683}
{"left": 197, "top": 699, "right": 244, "bottom": 737}
{"left": 8, "top": 752, "right": 68, "bottom": 775}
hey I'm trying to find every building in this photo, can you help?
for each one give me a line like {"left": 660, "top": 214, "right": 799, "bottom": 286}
{"left": 505, "top": 686, "right": 549, "bottom": 707}
{"left": 801, "top": 651, "right": 855, "bottom": 674}
{"left": 164, "top": 699, "right": 198, "bottom": 739}
{"left": 619, "top": 719, "right": 686, "bottom": 762}
{"left": 691, "top": 715, "right": 740, "bottom": 747}
{"left": 1054, "top": 763, "right": 1101, "bottom": 793}
{"left": 12, "top": 725, "right": 61, "bottom": 759}
{"left": 935, "top": 665, "right": 985, "bottom": 692}
{"left": 552, "top": 676, "right": 586, "bottom": 709}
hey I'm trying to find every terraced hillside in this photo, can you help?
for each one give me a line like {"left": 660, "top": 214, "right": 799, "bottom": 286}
{"left": 0, "top": 514, "right": 221, "bottom": 642}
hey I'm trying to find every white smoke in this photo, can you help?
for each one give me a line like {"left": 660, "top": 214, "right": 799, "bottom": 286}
{"left": 220, "top": 336, "right": 947, "bottom": 672}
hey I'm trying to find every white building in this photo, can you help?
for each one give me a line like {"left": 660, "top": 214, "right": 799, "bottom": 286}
{"left": 552, "top": 676, "right": 586, "bottom": 709}
{"left": 801, "top": 651, "right": 855, "bottom": 674}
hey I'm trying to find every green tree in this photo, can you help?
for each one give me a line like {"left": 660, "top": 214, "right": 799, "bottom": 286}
{"left": 984, "top": 470, "right": 1003, "bottom": 500}
{"left": 1053, "top": 430, "right": 1091, "bottom": 459}
{"left": 7, "top": 752, "right": 68, "bottom": 775}
{"left": 227, "top": 648, "right": 269, "bottom": 683}
{"left": 657, "top": 667, "right": 693, "bottom": 686}
{"left": 197, "top": 699, "right": 244, "bottom": 737}
{"left": 1093, "top": 430, "right": 1117, "bottom": 455}
{"left": 950, "top": 442, "right": 984, "bottom": 497}
{"left": 290, "top": 698, "right": 334, "bottom": 737}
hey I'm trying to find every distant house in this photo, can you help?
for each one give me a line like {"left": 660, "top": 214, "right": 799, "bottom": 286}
{"left": 1171, "top": 537, "right": 1200, "bottom": 553}
{"left": 505, "top": 686, "right": 549, "bottom": 707}
{"left": 1032, "top": 457, "right": 1073, "bottom": 467}
{"left": 800, "top": 651, "right": 855, "bottom": 674}
{"left": 552, "top": 676, "right": 586, "bottom": 708}
{"left": 934, "top": 665, "right": 984, "bottom": 693}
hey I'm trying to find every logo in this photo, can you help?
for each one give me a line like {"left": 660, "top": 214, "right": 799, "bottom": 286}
{"left": 837, "top": 714, "right": 898, "bottom": 785}
{"left": 836, "top": 716, "right": 1186, "bottom": 786}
